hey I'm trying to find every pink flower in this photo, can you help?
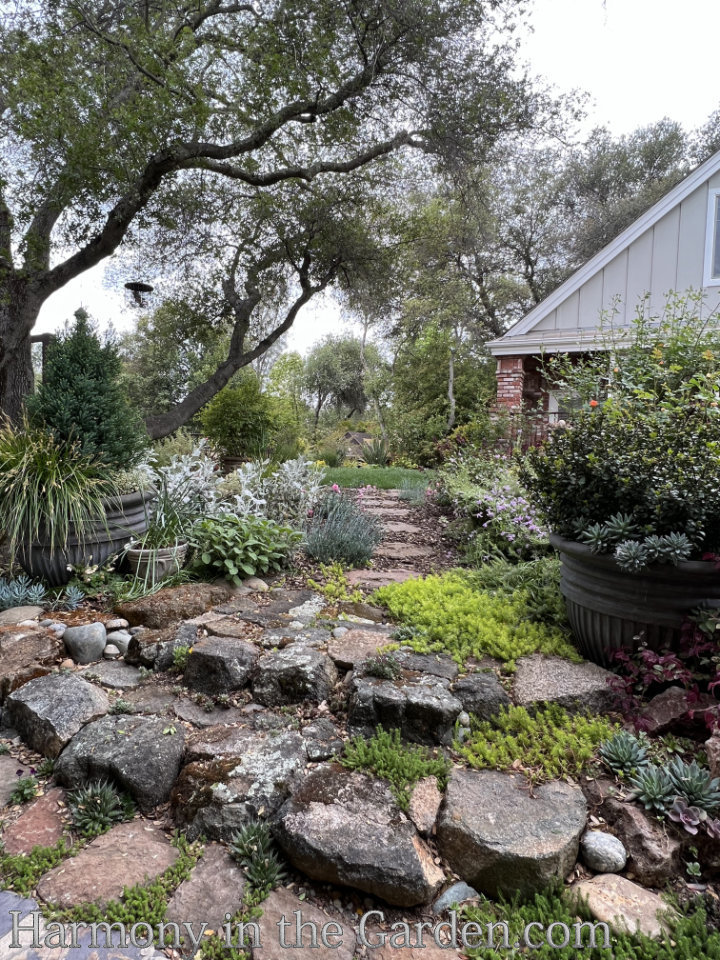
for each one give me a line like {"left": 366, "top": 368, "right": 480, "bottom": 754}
{"left": 331, "top": 483, "right": 341, "bottom": 493}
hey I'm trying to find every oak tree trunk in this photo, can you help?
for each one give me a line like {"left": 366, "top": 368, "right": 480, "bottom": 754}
{"left": 0, "top": 279, "right": 41, "bottom": 423}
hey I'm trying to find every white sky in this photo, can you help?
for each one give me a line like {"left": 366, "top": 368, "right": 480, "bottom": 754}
{"left": 34, "top": 0, "right": 720, "bottom": 351}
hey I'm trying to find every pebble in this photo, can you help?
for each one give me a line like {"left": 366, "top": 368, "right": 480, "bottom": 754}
{"left": 432, "top": 882, "right": 480, "bottom": 914}
{"left": 458, "top": 711, "right": 471, "bottom": 727}
{"left": 581, "top": 831, "right": 628, "bottom": 874}
{"left": 106, "top": 630, "right": 132, "bottom": 655}
{"left": 105, "top": 618, "right": 130, "bottom": 631}
{"left": 60, "top": 659, "right": 75, "bottom": 670}
{"left": 288, "top": 621, "right": 305, "bottom": 630}
{"left": 243, "top": 576, "right": 269, "bottom": 592}
{"left": 39, "top": 619, "right": 54, "bottom": 628}
{"left": 17, "top": 619, "right": 38, "bottom": 627}
{"left": 103, "top": 645, "right": 121, "bottom": 659}
{"left": 50, "top": 623, "right": 66, "bottom": 636}
{"left": 332, "top": 627, "right": 349, "bottom": 638}
{"left": 128, "top": 626, "right": 146, "bottom": 636}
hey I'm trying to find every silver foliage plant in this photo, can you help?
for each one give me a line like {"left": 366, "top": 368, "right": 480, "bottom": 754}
{"left": 145, "top": 443, "right": 323, "bottom": 531}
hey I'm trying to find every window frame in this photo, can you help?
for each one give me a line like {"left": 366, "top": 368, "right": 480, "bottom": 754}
{"left": 704, "top": 188, "right": 720, "bottom": 287}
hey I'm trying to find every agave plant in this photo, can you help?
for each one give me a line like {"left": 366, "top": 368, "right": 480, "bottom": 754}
{"left": 666, "top": 758, "right": 720, "bottom": 813}
{"left": 628, "top": 765, "right": 675, "bottom": 814}
{"left": 230, "top": 820, "right": 286, "bottom": 893}
{"left": 599, "top": 731, "right": 649, "bottom": 776}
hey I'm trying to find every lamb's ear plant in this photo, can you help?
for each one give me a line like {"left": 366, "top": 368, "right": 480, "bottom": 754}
{"left": 0, "top": 417, "right": 117, "bottom": 562}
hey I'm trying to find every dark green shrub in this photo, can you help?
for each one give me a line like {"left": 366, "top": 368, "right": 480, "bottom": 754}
{"left": 305, "top": 494, "right": 381, "bottom": 566}
{"left": 200, "top": 372, "right": 277, "bottom": 458}
{"left": 191, "top": 513, "right": 301, "bottom": 584}
{"left": 28, "top": 310, "right": 148, "bottom": 469}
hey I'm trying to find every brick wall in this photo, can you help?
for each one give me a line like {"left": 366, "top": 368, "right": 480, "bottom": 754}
{"left": 495, "top": 355, "right": 525, "bottom": 410}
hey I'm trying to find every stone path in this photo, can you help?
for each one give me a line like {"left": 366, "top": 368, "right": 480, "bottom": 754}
{"left": 0, "top": 488, "right": 681, "bottom": 954}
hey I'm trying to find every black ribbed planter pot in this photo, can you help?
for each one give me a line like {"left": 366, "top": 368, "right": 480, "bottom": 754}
{"left": 19, "top": 489, "right": 155, "bottom": 587}
{"left": 550, "top": 533, "right": 720, "bottom": 666}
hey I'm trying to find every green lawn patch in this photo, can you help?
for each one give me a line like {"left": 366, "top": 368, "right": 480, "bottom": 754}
{"left": 322, "top": 466, "right": 432, "bottom": 490}
{"left": 373, "top": 572, "right": 580, "bottom": 671}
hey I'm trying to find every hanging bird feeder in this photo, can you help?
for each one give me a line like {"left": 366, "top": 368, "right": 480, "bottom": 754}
{"left": 124, "top": 280, "right": 154, "bottom": 307}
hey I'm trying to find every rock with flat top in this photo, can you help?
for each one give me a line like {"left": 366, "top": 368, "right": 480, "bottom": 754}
{"left": 0, "top": 606, "right": 44, "bottom": 626}
{"left": 514, "top": 655, "right": 615, "bottom": 714}
{"left": 436, "top": 768, "right": 586, "bottom": 897}
{"left": 568, "top": 874, "right": 676, "bottom": 939}
{"left": 5, "top": 673, "right": 109, "bottom": 758}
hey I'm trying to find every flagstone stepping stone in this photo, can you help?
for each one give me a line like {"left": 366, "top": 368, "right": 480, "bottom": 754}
{"left": 0, "top": 755, "right": 34, "bottom": 807}
{"left": 173, "top": 699, "right": 246, "bottom": 728}
{"left": 375, "top": 542, "right": 433, "bottom": 561}
{"left": 5, "top": 674, "right": 109, "bottom": 759}
{"left": 115, "top": 582, "right": 234, "bottom": 628}
{"left": 436, "top": 769, "right": 586, "bottom": 897}
{"left": 327, "top": 629, "right": 392, "bottom": 670}
{"left": 165, "top": 843, "right": 246, "bottom": 945}
{"left": 0, "top": 625, "right": 59, "bottom": 702}
{"left": 80, "top": 660, "right": 143, "bottom": 690}
{"left": 252, "top": 646, "right": 337, "bottom": 707}
{"left": 173, "top": 728, "right": 307, "bottom": 841}
{"left": 345, "top": 569, "right": 417, "bottom": 589}
{"left": 121, "top": 685, "right": 178, "bottom": 716}
{"left": 184, "top": 637, "right": 259, "bottom": 695}
{"left": 381, "top": 522, "right": 422, "bottom": 535}
{"left": 36, "top": 820, "right": 178, "bottom": 909}
{"left": 205, "top": 617, "right": 263, "bottom": 640}
{"left": 363, "top": 507, "right": 412, "bottom": 518}
{"left": 514, "top": 655, "right": 616, "bottom": 715}
{"left": 349, "top": 673, "right": 462, "bottom": 745}
{"left": 55, "top": 715, "right": 185, "bottom": 811}
{"left": 62, "top": 622, "right": 107, "bottom": 664}
{"left": 0, "top": 606, "right": 44, "bottom": 626}
{"left": 1, "top": 787, "right": 67, "bottom": 855}
{"left": 273, "top": 766, "right": 445, "bottom": 907}
{"left": 451, "top": 671, "right": 510, "bottom": 721}
{"left": 252, "top": 887, "right": 356, "bottom": 960}
{"left": 568, "top": 874, "right": 676, "bottom": 939}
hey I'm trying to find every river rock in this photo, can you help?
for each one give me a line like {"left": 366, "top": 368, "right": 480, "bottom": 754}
{"left": 4, "top": 673, "right": 109, "bottom": 758}
{"left": 55, "top": 714, "right": 185, "bottom": 810}
{"left": 436, "top": 769, "right": 586, "bottom": 897}
{"left": 569, "top": 874, "right": 675, "bottom": 939}
{"left": 62, "top": 622, "right": 107, "bottom": 664}
{"left": 580, "top": 831, "right": 627, "bottom": 873}
{"left": 273, "top": 766, "right": 444, "bottom": 907}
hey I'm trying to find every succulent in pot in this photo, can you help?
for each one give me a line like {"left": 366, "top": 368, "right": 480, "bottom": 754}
{"left": 520, "top": 300, "right": 720, "bottom": 663}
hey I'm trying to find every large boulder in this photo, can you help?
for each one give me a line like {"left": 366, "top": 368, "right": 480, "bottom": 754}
{"left": 0, "top": 625, "right": 60, "bottom": 702}
{"left": 349, "top": 674, "right": 462, "bottom": 745}
{"left": 55, "top": 715, "right": 185, "bottom": 810}
{"left": 273, "top": 766, "right": 444, "bottom": 907}
{"left": 513, "top": 655, "right": 616, "bottom": 715}
{"left": 253, "top": 645, "right": 338, "bottom": 707}
{"left": 185, "top": 636, "right": 259, "bottom": 695}
{"left": 436, "top": 769, "right": 586, "bottom": 897}
{"left": 62, "top": 622, "right": 107, "bottom": 664}
{"left": 115, "top": 582, "right": 234, "bottom": 628}
{"left": 5, "top": 673, "right": 109, "bottom": 758}
{"left": 172, "top": 727, "right": 308, "bottom": 840}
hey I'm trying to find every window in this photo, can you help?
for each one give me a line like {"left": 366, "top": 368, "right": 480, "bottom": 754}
{"left": 704, "top": 189, "right": 720, "bottom": 286}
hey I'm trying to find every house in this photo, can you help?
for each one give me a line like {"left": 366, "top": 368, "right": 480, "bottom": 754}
{"left": 488, "top": 147, "right": 720, "bottom": 422}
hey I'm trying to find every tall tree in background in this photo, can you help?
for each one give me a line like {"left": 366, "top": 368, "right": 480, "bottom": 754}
{"left": 0, "top": 0, "right": 535, "bottom": 428}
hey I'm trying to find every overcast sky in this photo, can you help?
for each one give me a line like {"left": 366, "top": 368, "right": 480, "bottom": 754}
{"left": 35, "top": 0, "right": 720, "bottom": 351}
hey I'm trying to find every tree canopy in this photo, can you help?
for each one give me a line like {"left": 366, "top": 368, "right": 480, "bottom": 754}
{"left": 0, "top": 0, "right": 535, "bottom": 429}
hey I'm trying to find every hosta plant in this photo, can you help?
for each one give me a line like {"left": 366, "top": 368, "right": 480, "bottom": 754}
{"left": 599, "top": 731, "right": 649, "bottom": 776}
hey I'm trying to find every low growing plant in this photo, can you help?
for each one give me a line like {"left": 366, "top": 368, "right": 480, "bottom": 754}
{"left": 373, "top": 573, "right": 579, "bottom": 670}
{"left": 306, "top": 562, "right": 364, "bottom": 603}
{"left": 9, "top": 776, "right": 39, "bottom": 805}
{"left": 305, "top": 493, "right": 382, "bottom": 567}
{"left": 458, "top": 704, "right": 616, "bottom": 783}
{"left": 66, "top": 780, "right": 136, "bottom": 837}
{"left": 229, "top": 820, "right": 286, "bottom": 895}
{"left": 341, "top": 726, "right": 449, "bottom": 810}
{"left": 599, "top": 730, "right": 650, "bottom": 776}
{"left": 191, "top": 513, "right": 302, "bottom": 584}
{"left": 0, "top": 838, "right": 81, "bottom": 897}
